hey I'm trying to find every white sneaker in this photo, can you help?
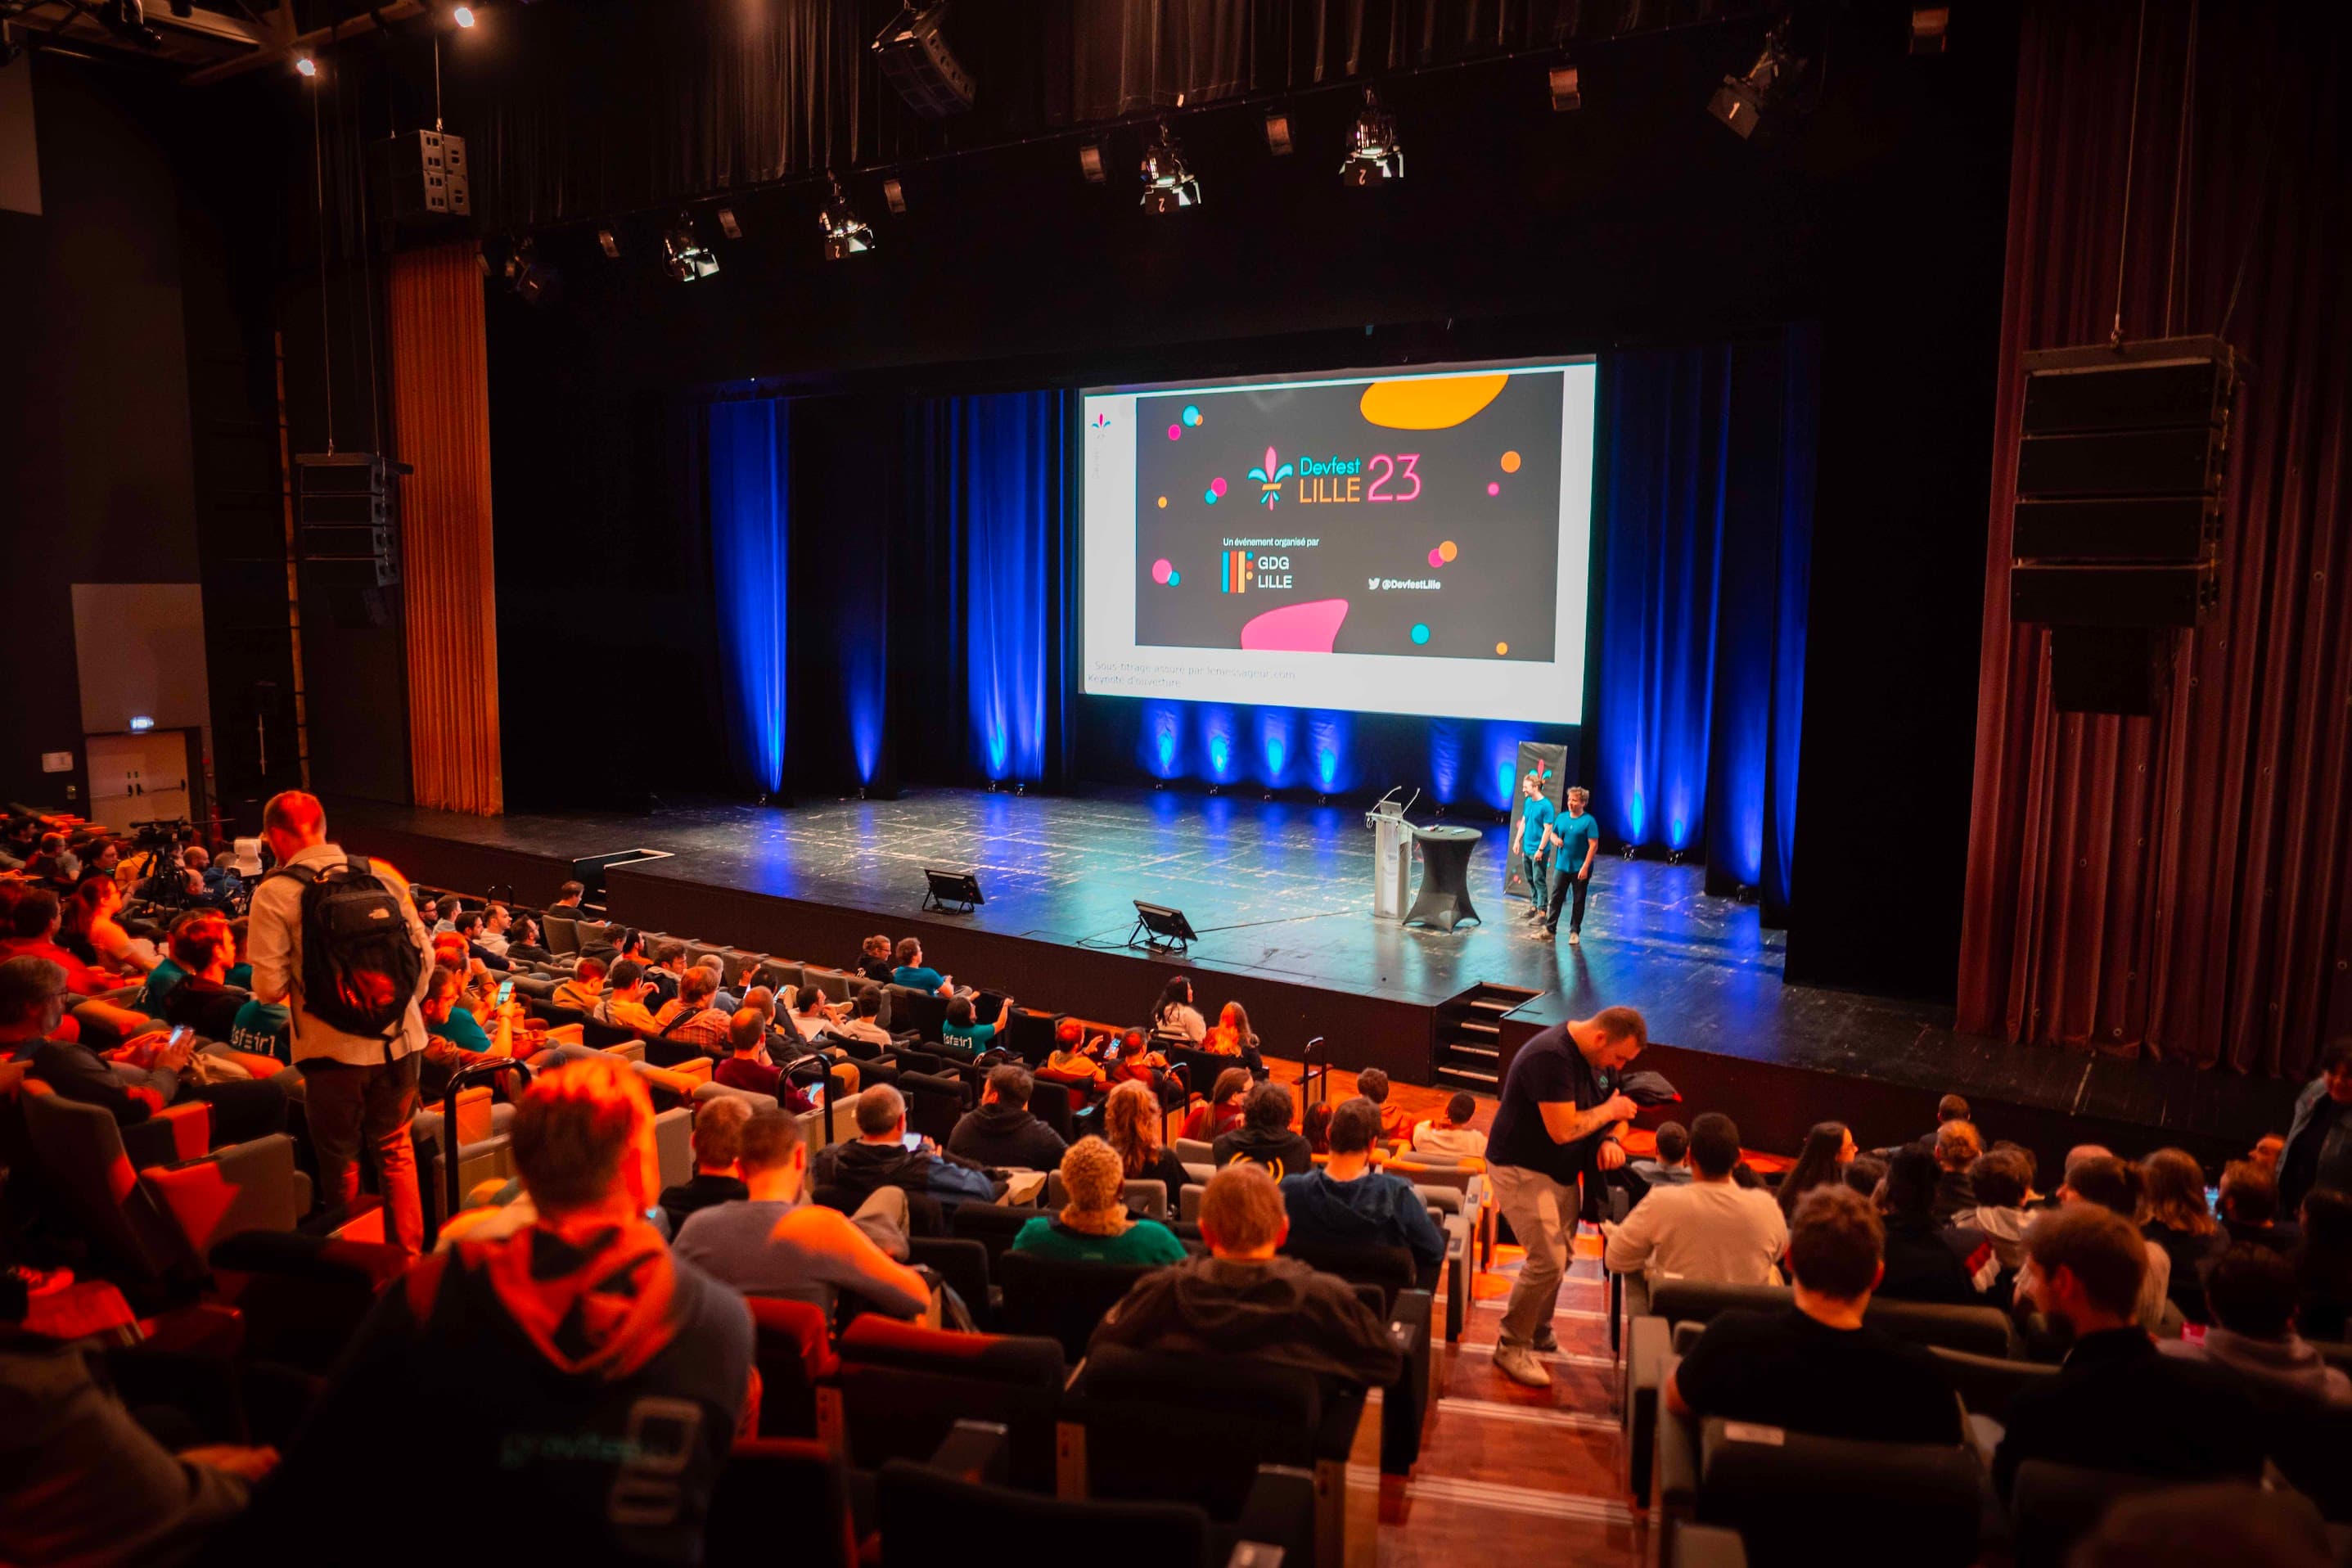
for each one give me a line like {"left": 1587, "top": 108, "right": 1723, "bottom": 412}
{"left": 1493, "top": 1342, "right": 1553, "bottom": 1388}
{"left": 1567, "top": 930, "right": 1580, "bottom": 945}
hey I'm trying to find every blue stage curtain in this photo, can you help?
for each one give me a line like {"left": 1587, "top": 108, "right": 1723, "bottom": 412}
{"left": 705, "top": 398, "right": 789, "bottom": 793}
{"left": 911, "top": 391, "right": 1076, "bottom": 786}
{"left": 1594, "top": 327, "right": 1816, "bottom": 922}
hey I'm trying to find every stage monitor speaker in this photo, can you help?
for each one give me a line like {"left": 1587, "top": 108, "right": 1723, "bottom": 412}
{"left": 2009, "top": 336, "right": 2237, "bottom": 713}
{"left": 921, "top": 867, "right": 985, "bottom": 913}
{"left": 295, "top": 453, "right": 398, "bottom": 589}
{"left": 1128, "top": 900, "right": 1198, "bottom": 954}
{"left": 872, "top": 5, "right": 975, "bottom": 118}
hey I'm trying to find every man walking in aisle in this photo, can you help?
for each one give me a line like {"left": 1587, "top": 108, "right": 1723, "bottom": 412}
{"left": 1540, "top": 786, "right": 1602, "bottom": 944}
{"left": 1483, "top": 1006, "right": 1647, "bottom": 1386}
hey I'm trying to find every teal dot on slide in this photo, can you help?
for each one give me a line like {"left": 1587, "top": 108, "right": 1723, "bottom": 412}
{"left": 1169, "top": 570, "right": 1180, "bottom": 585}
{"left": 1183, "top": 405, "right": 1202, "bottom": 426}
{"left": 1203, "top": 487, "right": 1219, "bottom": 505}
{"left": 1411, "top": 624, "right": 1431, "bottom": 645}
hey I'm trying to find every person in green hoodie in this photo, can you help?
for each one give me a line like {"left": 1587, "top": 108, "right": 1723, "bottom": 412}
{"left": 1012, "top": 1137, "right": 1187, "bottom": 1267}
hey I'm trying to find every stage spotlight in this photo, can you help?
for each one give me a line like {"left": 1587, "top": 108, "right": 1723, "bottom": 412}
{"left": 295, "top": 52, "right": 318, "bottom": 76}
{"left": 1263, "top": 110, "right": 1294, "bottom": 156}
{"left": 882, "top": 177, "right": 906, "bottom": 214}
{"left": 819, "top": 175, "right": 874, "bottom": 259}
{"left": 1078, "top": 141, "right": 1106, "bottom": 183}
{"left": 1908, "top": 6, "right": 1949, "bottom": 53}
{"left": 716, "top": 206, "right": 741, "bottom": 239}
{"left": 1709, "top": 20, "right": 1800, "bottom": 139}
{"left": 500, "top": 235, "right": 562, "bottom": 306}
{"left": 1138, "top": 121, "right": 1200, "bottom": 213}
{"left": 452, "top": 4, "right": 475, "bottom": 25}
{"left": 662, "top": 217, "right": 719, "bottom": 282}
{"left": 921, "top": 868, "right": 985, "bottom": 914}
{"left": 1339, "top": 89, "right": 1403, "bottom": 186}
{"left": 1548, "top": 62, "right": 1582, "bottom": 111}
{"left": 596, "top": 227, "right": 620, "bottom": 259}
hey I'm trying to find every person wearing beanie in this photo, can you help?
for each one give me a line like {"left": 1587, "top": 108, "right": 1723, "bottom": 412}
{"left": 1011, "top": 1138, "right": 1187, "bottom": 1265}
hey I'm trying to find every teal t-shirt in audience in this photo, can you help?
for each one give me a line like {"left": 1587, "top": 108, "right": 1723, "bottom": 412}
{"left": 431, "top": 1007, "right": 496, "bottom": 1053}
{"left": 943, "top": 1018, "right": 997, "bottom": 1049}
{"left": 230, "top": 998, "right": 291, "bottom": 1064}
{"left": 1010, "top": 1216, "right": 1187, "bottom": 1267}
{"left": 225, "top": 962, "right": 253, "bottom": 990}
{"left": 893, "top": 966, "right": 946, "bottom": 993}
{"left": 138, "top": 959, "right": 189, "bottom": 1018}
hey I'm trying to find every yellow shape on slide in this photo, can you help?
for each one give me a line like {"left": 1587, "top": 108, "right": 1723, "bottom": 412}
{"left": 1358, "top": 372, "right": 1508, "bottom": 430}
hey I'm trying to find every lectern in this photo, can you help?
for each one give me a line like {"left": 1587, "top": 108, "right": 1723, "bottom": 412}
{"left": 1365, "top": 791, "right": 1414, "bottom": 920}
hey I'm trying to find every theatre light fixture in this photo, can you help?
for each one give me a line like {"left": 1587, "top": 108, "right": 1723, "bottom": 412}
{"left": 1708, "top": 20, "right": 1801, "bottom": 139}
{"left": 452, "top": 4, "right": 475, "bottom": 26}
{"left": 1909, "top": 7, "right": 1949, "bottom": 53}
{"left": 662, "top": 215, "right": 719, "bottom": 282}
{"left": 882, "top": 177, "right": 907, "bottom": 214}
{"left": 1139, "top": 121, "right": 1201, "bottom": 212}
{"left": 1548, "top": 62, "right": 1582, "bottom": 111}
{"left": 596, "top": 227, "right": 620, "bottom": 259}
{"left": 819, "top": 175, "right": 875, "bottom": 259}
{"left": 1263, "top": 109, "right": 1294, "bottom": 156}
{"left": 716, "top": 206, "right": 741, "bottom": 239}
{"left": 1078, "top": 142, "right": 1106, "bottom": 182}
{"left": 1339, "top": 88, "right": 1403, "bottom": 185}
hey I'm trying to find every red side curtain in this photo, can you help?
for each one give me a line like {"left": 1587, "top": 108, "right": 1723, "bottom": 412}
{"left": 1958, "top": 0, "right": 2352, "bottom": 1077}
{"left": 390, "top": 242, "right": 504, "bottom": 816}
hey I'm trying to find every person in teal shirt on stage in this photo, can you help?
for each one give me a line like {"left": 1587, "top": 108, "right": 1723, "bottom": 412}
{"left": 1542, "top": 786, "right": 1602, "bottom": 944}
{"left": 1517, "top": 772, "right": 1558, "bottom": 915}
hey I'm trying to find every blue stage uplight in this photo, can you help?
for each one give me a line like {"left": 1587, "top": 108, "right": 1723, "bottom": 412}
{"left": 1306, "top": 710, "right": 1351, "bottom": 793}
{"left": 850, "top": 704, "right": 882, "bottom": 786}
{"left": 1201, "top": 705, "right": 1238, "bottom": 784}
{"left": 1141, "top": 701, "right": 1184, "bottom": 779}
{"left": 1256, "top": 708, "right": 1295, "bottom": 787}
{"left": 707, "top": 399, "right": 790, "bottom": 794}
{"left": 1480, "top": 725, "right": 1531, "bottom": 812}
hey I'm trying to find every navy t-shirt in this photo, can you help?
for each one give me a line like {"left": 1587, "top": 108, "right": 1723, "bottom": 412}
{"left": 1486, "top": 1023, "right": 1611, "bottom": 1184}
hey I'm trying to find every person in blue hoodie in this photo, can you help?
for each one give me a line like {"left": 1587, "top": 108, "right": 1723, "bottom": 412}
{"left": 1279, "top": 1097, "right": 1444, "bottom": 1283}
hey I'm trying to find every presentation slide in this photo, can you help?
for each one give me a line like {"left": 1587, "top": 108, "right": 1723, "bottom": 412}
{"left": 1081, "top": 356, "right": 1597, "bottom": 724}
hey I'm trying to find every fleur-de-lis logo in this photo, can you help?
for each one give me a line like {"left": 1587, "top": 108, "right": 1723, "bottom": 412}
{"left": 1246, "top": 446, "right": 1294, "bottom": 507}
{"left": 1090, "top": 412, "right": 1111, "bottom": 430}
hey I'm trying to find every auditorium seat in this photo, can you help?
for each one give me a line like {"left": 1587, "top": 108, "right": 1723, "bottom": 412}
{"left": 2006, "top": 1461, "right": 2175, "bottom": 1568}
{"left": 996, "top": 1250, "right": 1158, "bottom": 1360}
{"left": 756, "top": 958, "right": 804, "bottom": 994}
{"left": 746, "top": 1296, "right": 836, "bottom": 1440}
{"left": 886, "top": 985, "right": 948, "bottom": 1043}
{"left": 1656, "top": 1410, "right": 1987, "bottom": 1568}
{"left": 950, "top": 1201, "right": 1048, "bottom": 1270}
{"left": 796, "top": 966, "right": 853, "bottom": 1004}
{"left": 823, "top": 1317, "right": 1067, "bottom": 1491}
{"left": 1003, "top": 1007, "right": 1061, "bottom": 1066}
{"left": 897, "top": 1070, "right": 969, "bottom": 1145}
{"left": 710, "top": 1439, "right": 858, "bottom": 1568}
{"left": 1926, "top": 1345, "right": 2059, "bottom": 1425}
{"left": 905, "top": 1236, "right": 995, "bottom": 1328}
{"left": 571, "top": 918, "right": 614, "bottom": 952}
{"left": 1172, "top": 1137, "right": 1215, "bottom": 1166}
{"left": 1027, "top": 1079, "right": 1076, "bottom": 1141}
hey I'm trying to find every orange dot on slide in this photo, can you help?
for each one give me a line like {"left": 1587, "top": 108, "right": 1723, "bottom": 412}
{"left": 1438, "top": 540, "right": 1458, "bottom": 562}
{"left": 1501, "top": 450, "right": 1522, "bottom": 473}
{"left": 1156, "top": 496, "right": 1167, "bottom": 508}
{"left": 1495, "top": 642, "right": 1509, "bottom": 656}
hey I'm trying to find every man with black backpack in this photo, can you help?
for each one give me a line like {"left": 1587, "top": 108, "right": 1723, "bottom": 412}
{"left": 246, "top": 791, "right": 435, "bottom": 1254}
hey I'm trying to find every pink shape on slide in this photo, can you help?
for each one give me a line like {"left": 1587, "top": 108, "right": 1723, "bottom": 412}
{"left": 1241, "top": 598, "right": 1350, "bottom": 654}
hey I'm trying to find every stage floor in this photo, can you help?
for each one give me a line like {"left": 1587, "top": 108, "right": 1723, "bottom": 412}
{"left": 331, "top": 785, "right": 2299, "bottom": 1147}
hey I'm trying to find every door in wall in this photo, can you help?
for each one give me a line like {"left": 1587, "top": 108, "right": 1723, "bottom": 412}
{"left": 86, "top": 729, "right": 196, "bottom": 831}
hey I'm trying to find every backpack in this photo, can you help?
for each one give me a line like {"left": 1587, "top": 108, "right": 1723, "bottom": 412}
{"left": 270, "top": 856, "right": 425, "bottom": 1044}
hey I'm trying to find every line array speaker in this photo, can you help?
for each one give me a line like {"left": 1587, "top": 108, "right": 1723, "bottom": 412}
{"left": 295, "top": 453, "right": 397, "bottom": 589}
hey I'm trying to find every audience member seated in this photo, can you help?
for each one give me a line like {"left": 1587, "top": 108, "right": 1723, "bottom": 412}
{"left": 1603, "top": 1111, "right": 1787, "bottom": 1286}
{"left": 1147, "top": 974, "right": 1207, "bottom": 1043}
{"left": 660, "top": 1096, "right": 753, "bottom": 1234}
{"left": 2058, "top": 1151, "right": 2172, "bottom": 1332}
{"left": 948, "top": 1063, "right": 1068, "bottom": 1170}
{"left": 4, "top": 888, "right": 115, "bottom": 1002}
{"left": 1181, "top": 1067, "right": 1252, "bottom": 1144}
{"left": 1931, "top": 1120, "right": 1983, "bottom": 1222}
{"left": 2141, "top": 1147, "right": 2226, "bottom": 1324}
{"left": 942, "top": 991, "right": 1014, "bottom": 1051}
{"left": 475, "top": 902, "right": 513, "bottom": 957}
{"left": 1039, "top": 1019, "right": 1110, "bottom": 1091}
{"left": 1302, "top": 1101, "right": 1332, "bottom": 1156}
{"left": 505, "top": 912, "right": 552, "bottom": 966}
{"left": 1410, "top": 1091, "right": 1489, "bottom": 1163}
{"left": 831, "top": 989, "right": 892, "bottom": 1048}
{"left": 1992, "top": 1203, "right": 2263, "bottom": 1498}
{"left": 1843, "top": 1152, "right": 1888, "bottom": 1199}
{"left": 551, "top": 955, "right": 606, "bottom": 1013}
{"left": 643, "top": 939, "right": 690, "bottom": 1003}
{"left": 1875, "top": 1147, "right": 1995, "bottom": 1303}
{"left": 1877, "top": 1092, "right": 1973, "bottom": 1160}
{"left": 712, "top": 1009, "right": 818, "bottom": 1111}
{"left": 12, "top": 955, "right": 287, "bottom": 1146}
{"left": 0, "top": 1273, "right": 275, "bottom": 1563}
{"left": 649, "top": 966, "right": 734, "bottom": 1061}
{"left": 1666, "top": 1186, "right": 1964, "bottom": 1444}
{"left": 851, "top": 933, "right": 894, "bottom": 984}
{"left": 1353, "top": 1067, "right": 1415, "bottom": 1147}
{"left": 1776, "top": 1119, "right": 1856, "bottom": 1221}
{"left": 890, "top": 937, "right": 953, "bottom": 998}
{"left": 1101, "top": 1078, "right": 1192, "bottom": 1213}
{"left": 246, "top": 1057, "right": 755, "bottom": 1561}
{"left": 1201, "top": 999, "right": 1267, "bottom": 1077}
{"left": 61, "top": 874, "right": 155, "bottom": 977}
{"left": 1012, "top": 1137, "right": 1187, "bottom": 1265}
{"left": 448, "top": 909, "right": 508, "bottom": 972}
{"left": 1090, "top": 1162, "right": 1404, "bottom": 1385}
{"left": 1949, "top": 1144, "right": 2034, "bottom": 1274}
{"left": 2278, "top": 1036, "right": 2352, "bottom": 1216}
{"left": 2161, "top": 1244, "right": 2352, "bottom": 1404}
{"left": 674, "top": 1109, "right": 929, "bottom": 1318}
{"left": 2249, "top": 1131, "right": 2286, "bottom": 1180}
{"left": 2217, "top": 1160, "right": 2300, "bottom": 1255}
{"left": 787, "top": 983, "right": 841, "bottom": 1041}
{"left": 155, "top": 912, "right": 291, "bottom": 1079}
{"left": 592, "top": 959, "right": 664, "bottom": 1035}
{"left": 545, "top": 879, "right": 587, "bottom": 919}
{"left": 810, "top": 1084, "right": 1001, "bottom": 1208}
{"left": 1279, "top": 1097, "right": 1444, "bottom": 1275}
{"left": 2294, "top": 1187, "right": 2352, "bottom": 1341}
{"left": 1212, "top": 1080, "right": 1314, "bottom": 1178}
